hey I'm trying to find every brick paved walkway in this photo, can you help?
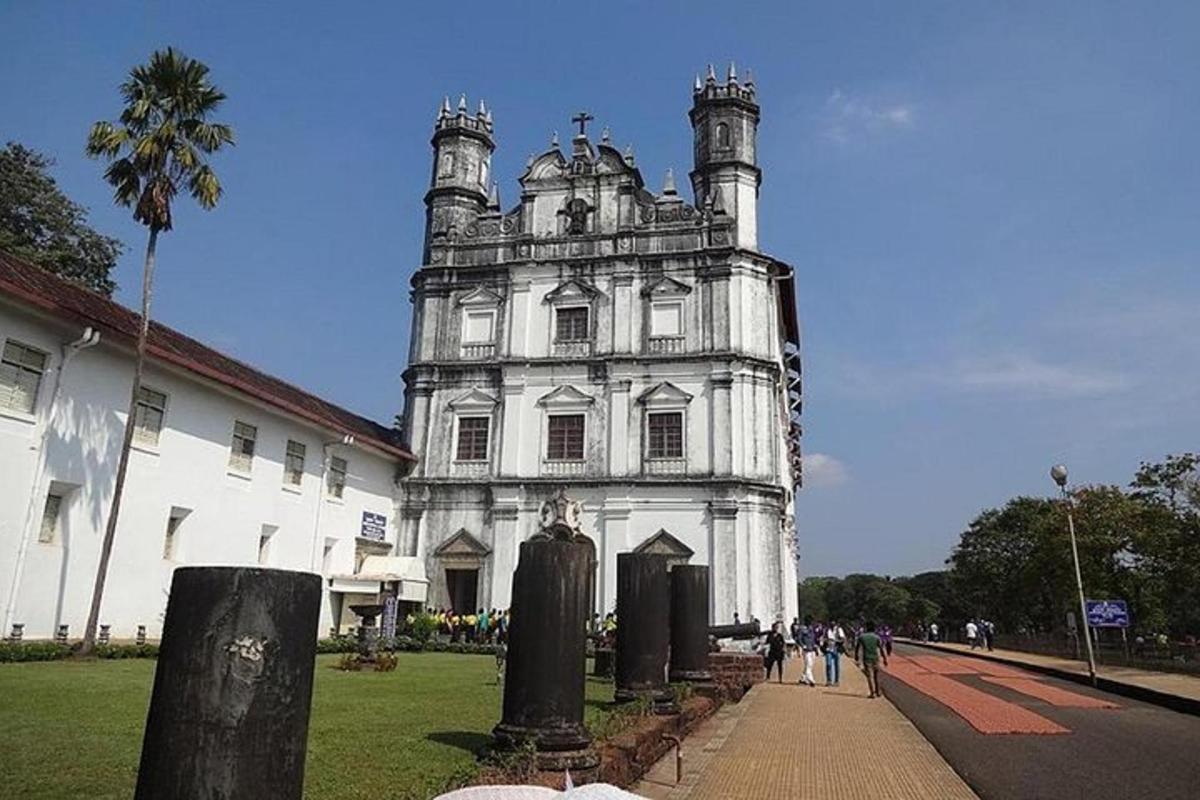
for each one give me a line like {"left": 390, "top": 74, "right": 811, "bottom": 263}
{"left": 632, "top": 657, "right": 977, "bottom": 799}
{"left": 901, "top": 639, "right": 1200, "bottom": 704}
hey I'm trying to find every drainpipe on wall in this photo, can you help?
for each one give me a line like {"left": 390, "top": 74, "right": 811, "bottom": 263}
{"left": 3, "top": 327, "right": 101, "bottom": 635}
{"left": 308, "top": 434, "right": 354, "bottom": 573}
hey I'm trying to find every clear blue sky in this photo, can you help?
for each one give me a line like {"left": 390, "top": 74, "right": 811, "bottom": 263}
{"left": 2, "top": 3, "right": 1197, "bottom": 578}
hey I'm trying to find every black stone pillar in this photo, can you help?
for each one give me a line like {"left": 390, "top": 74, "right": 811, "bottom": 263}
{"left": 614, "top": 553, "right": 675, "bottom": 711}
{"left": 669, "top": 565, "right": 713, "bottom": 683}
{"left": 493, "top": 538, "right": 598, "bottom": 772}
{"left": 134, "top": 567, "right": 321, "bottom": 800}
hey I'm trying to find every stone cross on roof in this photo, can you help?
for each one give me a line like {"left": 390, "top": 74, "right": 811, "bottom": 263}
{"left": 571, "top": 111, "right": 594, "bottom": 137}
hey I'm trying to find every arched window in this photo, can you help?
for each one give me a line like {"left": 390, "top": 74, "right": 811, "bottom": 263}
{"left": 439, "top": 151, "right": 455, "bottom": 178}
{"left": 715, "top": 122, "right": 731, "bottom": 149}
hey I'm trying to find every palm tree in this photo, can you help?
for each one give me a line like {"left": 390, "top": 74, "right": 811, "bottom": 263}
{"left": 80, "top": 48, "right": 234, "bottom": 654}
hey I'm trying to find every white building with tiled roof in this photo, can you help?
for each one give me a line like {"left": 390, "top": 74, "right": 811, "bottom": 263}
{"left": 0, "top": 250, "right": 422, "bottom": 640}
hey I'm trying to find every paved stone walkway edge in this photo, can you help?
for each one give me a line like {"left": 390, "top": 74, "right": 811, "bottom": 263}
{"left": 897, "top": 639, "right": 1200, "bottom": 718}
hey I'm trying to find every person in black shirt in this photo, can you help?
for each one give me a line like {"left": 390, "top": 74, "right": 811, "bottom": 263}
{"left": 764, "top": 622, "right": 787, "bottom": 683}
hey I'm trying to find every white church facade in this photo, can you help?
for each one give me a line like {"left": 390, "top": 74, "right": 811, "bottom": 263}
{"left": 399, "top": 67, "right": 804, "bottom": 624}
{"left": 0, "top": 251, "right": 420, "bottom": 640}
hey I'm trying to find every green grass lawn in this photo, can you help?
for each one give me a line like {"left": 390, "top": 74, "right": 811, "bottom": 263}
{"left": 0, "top": 654, "right": 618, "bottom": 800}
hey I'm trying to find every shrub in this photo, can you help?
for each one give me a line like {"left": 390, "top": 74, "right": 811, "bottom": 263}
{"left": 93, "top": 643, "right": 159, "bottom": 659}
{"left": 0, "top": 641, "right": 72, "bottom": 663}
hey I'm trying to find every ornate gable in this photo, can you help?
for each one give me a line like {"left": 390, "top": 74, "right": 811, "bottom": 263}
{"left": 457, "top": 286, "right": 504, "bottom": 307}
{"left": 536, "top": 384, "right": 595, "bottom": 408}
{"left": 642, "top": 276, "right": 693, "bottom": 297}
{"left": 521, "top": 149, "right": 569, "bottom": 183}
{"left": 544, "top": 278, "right": 603, "bottom": 305}
{"left": 433, "top": 528, "right": 492, "bottom": 558}
{"left": 633, "top": 529, "right": 695, "bottom": 562}
{"left": 447, "top": 388, "right": 499, "bottom": 411}
{"left": 637, "top": 381, "right": 693, "bottom": 406}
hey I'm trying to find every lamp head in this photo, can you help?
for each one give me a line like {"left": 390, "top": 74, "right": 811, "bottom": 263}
{"left": 1050, "top": 464, "right": 1069, "bottom": 487}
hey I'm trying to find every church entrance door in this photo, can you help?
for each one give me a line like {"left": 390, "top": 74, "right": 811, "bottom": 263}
{"left": 446, "top": 568, "right": 478, "bottom": 614}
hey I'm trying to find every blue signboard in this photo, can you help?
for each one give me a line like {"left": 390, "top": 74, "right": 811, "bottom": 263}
{"left": 1085, "top": 600, "right": 1130, "bottom": 628}
{"left": 360, "top": 511, "right": 387, "bottom": 542}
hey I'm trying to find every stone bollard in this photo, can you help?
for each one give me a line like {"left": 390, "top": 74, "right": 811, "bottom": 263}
{"left": 493, "top": 537, "right": 598, "bottom": 773}
{"left": 9, "top": 623, "right": 23, "bottom": 642}
{"left": 669, "top": 565, "right": 713, "bottom": 684}
{"left": 134, "top": 567, "right": 321, "bottom": 800}
{"left": 136, "top": 625, "right": 147, "bottom": 646}
{"left": 614, "top": 553, "right": 676, "bottom": 712}
{"left": 55, "top": 624, "right": 68, "bottom": 644}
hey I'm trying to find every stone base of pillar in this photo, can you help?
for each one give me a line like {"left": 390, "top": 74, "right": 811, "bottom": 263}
{"left": 613, "top": 685, "right": 679, "bottom": 716}
{"left": 492, "top": 722, "right": 599, "bottom": 772}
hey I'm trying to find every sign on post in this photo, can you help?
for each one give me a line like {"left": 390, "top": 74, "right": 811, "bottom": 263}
{"left": 360, "top": 511, "right": 386, "bottom": 542}
{"left": 1085, "top": 600, "right": 1130, "bottom": 628}
{"left": 381, "top": 594, "right": 398, "bottom": 640}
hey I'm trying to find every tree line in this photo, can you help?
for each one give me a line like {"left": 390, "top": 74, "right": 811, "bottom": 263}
{"left": 800, "top": 454, "right": 1200, "bottom": 638}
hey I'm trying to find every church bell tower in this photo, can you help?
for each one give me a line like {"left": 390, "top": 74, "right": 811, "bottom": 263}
{"left": 689, "top": 63, "right": 761, "bottom": 250}
{"left": 424, "top": 95, "right": 495, "bottom": 260}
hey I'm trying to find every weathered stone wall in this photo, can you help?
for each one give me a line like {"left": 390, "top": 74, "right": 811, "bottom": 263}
{"left": 708, "top": 652, "right": 766, "bottom": 701}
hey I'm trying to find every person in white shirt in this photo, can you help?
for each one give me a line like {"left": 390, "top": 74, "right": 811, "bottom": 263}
{"left": 965, "top": 619, "right": 979, "bottom": 649}
{"left": 929, "top": 621, "right": 939, "bottom": 642}
{"left": 822, "top": 620, "right": 846, "bottom": 686}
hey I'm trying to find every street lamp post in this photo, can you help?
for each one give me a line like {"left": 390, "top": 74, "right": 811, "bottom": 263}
{"left": 1051, "top": 464, "right": 1098, "bottom": 687}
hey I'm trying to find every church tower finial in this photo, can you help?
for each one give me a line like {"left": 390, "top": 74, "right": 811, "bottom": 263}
{"left": 706, "top": 63, "right": 717, "bottom": 83}
{"left": 551, "top": 130, "right": 559, "bottom": 148}
{"left": 425, "top": 91, "right": 496, "bottom": 260}
{"left": 689, "top": 65, "right": 761, "bottom": 249}
{"left": 487, "top": 181, "right": 500, "bottom": 211}
{"left": 662, "top": 167, "right": 677, "bottom": 196}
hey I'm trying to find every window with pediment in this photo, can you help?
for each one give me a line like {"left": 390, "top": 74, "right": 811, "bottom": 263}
{"left": 638, "top": 381, "right": 692, "bottom": 475}
{"left": 642, "top": 276, "right": 691, "bottom": 354}
{"left": 457, "top": 286, "right": 503, "bottom": 359}
{"left": 544, "top": 279, "right": 602, "bottom": 357}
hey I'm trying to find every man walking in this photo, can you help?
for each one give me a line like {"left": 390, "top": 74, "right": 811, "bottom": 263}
{"left": 796, "top": 615, "right": 818, "bottom": 687}
{"left": 966, "top": 619, "right": 980, "bottom": 650}
{"left": 822, "top": 618, "right": 846, "bottom": 686}
{"left": 854, "top": 621, "right": 890, "bottom": 699}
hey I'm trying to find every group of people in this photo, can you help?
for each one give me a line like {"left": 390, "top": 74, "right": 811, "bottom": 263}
{"left": 414, "top": 607, "right": 511, "bottom": 644}
{"left": 964, "top": 618, "right": 996, "bottom": 651}
{"left": 759, "top": 616, "right": 894, "bottom": 698}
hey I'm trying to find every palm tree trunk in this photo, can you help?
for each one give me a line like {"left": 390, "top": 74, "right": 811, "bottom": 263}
{"left": 80, "top": 227, "right": 158, "bottom": 655}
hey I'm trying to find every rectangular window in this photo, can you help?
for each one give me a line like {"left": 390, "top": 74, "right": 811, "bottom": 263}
{"left": 647, "top": 412, "right": 684, "bottom": 459}
{"left": 228, "top": 421, "right": 257, "bottom": 472}
{"left": 284, "top": 440, "right": 306, "bottom": 486}
{"left": 163, "top": 512, "right": 185, "bottom": 560}
{"left": 555, "top": 307, "right": 590, "bottom": 342}
{"left": 650, "top": 302, "right": 683, "bottom": 337}
{"left": 327, "top": 456, "right": 347, "bottom": 498}
{"left": 0, "top": 340, "right": 48, "bottom": 414}
{"left": 133, "top": 386, "right": 168, "bottom": 446}
{"left": 38, "top": 493, "right": 63, "bottom": 544}
{"left": 456, "top": 416, "right": 490, "bottom": 461}
{"left": 547, "top": 414, "right": 585, "bottom": 461}
{"left": 462, "top": 310, "right": 496, "bottom": 344}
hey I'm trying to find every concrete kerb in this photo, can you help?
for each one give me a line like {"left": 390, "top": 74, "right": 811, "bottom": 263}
{"left": 897, "top": 638, "right": 1200, "bottom": 718}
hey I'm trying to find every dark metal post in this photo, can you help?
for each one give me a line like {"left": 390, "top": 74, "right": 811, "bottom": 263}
{"left": 669, "top": 565, "right": 713, "bottom": 683}
{"left": 134, "top": 567, "right": 322, "bottom": 800}
{"left": 493, "top": 537, "right": 598, "bottom": 772}
{"left": 615, "top": 553, "right": 675, "bottom": 711}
